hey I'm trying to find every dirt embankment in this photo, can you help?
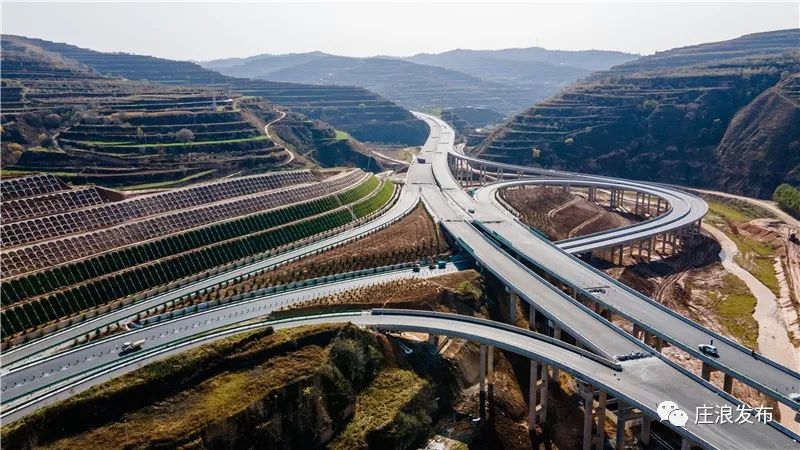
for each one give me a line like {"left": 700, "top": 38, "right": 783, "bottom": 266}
{"left": 174, "top": 204, "right": 451, "bottom": 311}
{"left": 501, "top": 186, "right": 637, "bottom": 241}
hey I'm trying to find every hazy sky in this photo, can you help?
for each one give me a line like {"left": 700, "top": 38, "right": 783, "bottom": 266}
{"left": 3, "top": 1, "right": 798, "bottom": 61}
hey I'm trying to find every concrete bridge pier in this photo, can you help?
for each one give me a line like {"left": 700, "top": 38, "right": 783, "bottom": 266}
{"left": 632, "top": 323, "right": 643, "bottom": 340}
{"left": 582, "top": 382, "right": 596, "bottom": 450}
{"left": 578, "top": 385, "right": 613, "bottom": 450}
{"left": 551, "top": 325, "right": 562, "bottom": 379}
{"left": 701, "top": 361, "right": 713, "bottom": 381}
{"left": 588, "top": 186, "right": 597, "bottom": 202}
{"left": 528, "top": 360, "right": 540, "bottom": 428}
{"left": 640, "top": 416, "right": 652, "bottom": 446}
{"left": 615, "top": 401, "right": 628, "bottom": 450}
{"left": 506, "top": 288, "right": 518, "bottom": 324}
{"left": 479, "top": 344, "right": 487, "bottom": 419}
{"left": 701, "top": 363, "right": 735, "bottom": 393}
{"left": 529, "top": 304, "right": 537, "bottom": 332}
{"left": 723, "top": 373, "right": 733, "bottom": 393}
{"left": 478, "top": 344, "right": 496, "bottom": 421}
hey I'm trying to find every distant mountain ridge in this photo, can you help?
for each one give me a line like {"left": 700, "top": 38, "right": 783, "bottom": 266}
{"left": 203, "top": 46, "right": 637, "bottom": 117}
{"left": 475, "top": 29, "right": 800, "bottom": 198}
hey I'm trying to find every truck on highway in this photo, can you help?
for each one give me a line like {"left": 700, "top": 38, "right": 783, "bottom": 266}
{"left": 119, "top": 339, "right": 146, "bottom": 355}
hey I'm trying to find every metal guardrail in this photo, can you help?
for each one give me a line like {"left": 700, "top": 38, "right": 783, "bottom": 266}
{"left": 472, "top": 208, "right": 800, "bottom": 412}
{"left": 449, "top": 222, "right": 650, "bottom": 361}
{"left": 3, "top": 185, "right": 415, "bottom": 365}
{"left": 372, "top": 308, "right": 622, "bottom": 370}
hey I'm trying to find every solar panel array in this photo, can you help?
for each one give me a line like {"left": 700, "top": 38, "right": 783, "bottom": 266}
{"left": 1, "top": 187, "right": 109, "bottom": 223}
{"left": 2, "top": 170, "right": 365, "bottom": 276}
{"left": 1, "top": 170, "right": 318, "bottom": 248}
{"left": 0, "top": 174, "right": 69, "bottom": 202}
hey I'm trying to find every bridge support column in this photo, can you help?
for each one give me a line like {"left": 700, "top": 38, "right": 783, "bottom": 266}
{"left": 617, "top": 245, "right": 624, "bottom": 266}
{"left": 640, "top": 417, "right": 651, "bottom": 446}
{"left": 428, "top": 334, "right": 439, "bottom": 348}
{"left": 634, "top": 192, "right": 641, "bottom": 215}
{"left": 479, "top": 344, "right": 487, "bottom": 420}
{"left": 656, "top": 198, "right": 662, "bottom": 216}
{"left": 610, "top": 188, "right": 617, "bottom": 208}
{"left": 529, "top": 305, "right": 537, "bottom": 332}
{"left": 723, "top": 373, "right": 733, "bottom": 393}
{"left": 615, "top": 401, "right": 628, "bottom": 450}
{"left": 541, "top": 364, "right": 550, "bottom": 424}
{"left": 528, "top": 360, "right": 539, "bottom": 429}
{"left": 681, "top": 436, "right": 692, "bottom": 450}
{"left": 701, "top": 362, "right": 713, "bottom": 381}
{"left": 654, "top": 336, "right": 664, "bottom": 352}
{"left": 632, "top": 323, "right": 643, "bottom": 340}
{"left": 506, "top": 288, "right": 518, "bottom": 325}
{"left": 582, "top": 382, "right": 595, "bottom": 450}
{"left": 589, "top": 186, "right": 597, "bottom": 202}
{"left": 487, "top": 346, "right": 495, "bottom": 421}
{"left": 596, "top": 390, "right": 608, "bottom": 449}
{"left": 551, "top": 326, "right": 561, "bottom": 380}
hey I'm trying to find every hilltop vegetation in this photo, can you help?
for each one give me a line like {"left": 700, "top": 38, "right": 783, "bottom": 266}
{"left": 773, "top": 184, "right": 800, "bottom": 219}
{"left": 474, "top": 29, "right": 800, "bottom": 198}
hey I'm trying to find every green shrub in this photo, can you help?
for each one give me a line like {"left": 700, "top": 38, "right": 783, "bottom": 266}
{"left": 773, "top": 183, "right": 800, "bottom": 219}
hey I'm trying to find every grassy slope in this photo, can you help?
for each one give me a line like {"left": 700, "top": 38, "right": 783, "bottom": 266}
{"left": 329, "top": 368, "right": 429, "bottom": 450}
{"left": 705, "top": 198, "right": 780, "bottom": 295}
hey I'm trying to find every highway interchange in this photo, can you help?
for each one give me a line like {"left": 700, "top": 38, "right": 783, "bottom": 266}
{"left": 1, "top": 113, "right": 799, "bottom": 448}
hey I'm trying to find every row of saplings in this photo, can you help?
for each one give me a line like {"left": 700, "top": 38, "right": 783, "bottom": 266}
{"left": 1, "top": 179, "right": 392, "bottom": 340}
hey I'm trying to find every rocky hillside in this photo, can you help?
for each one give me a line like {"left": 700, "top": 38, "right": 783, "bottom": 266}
{"left": 7, "top": 35, "right": 429, "bottom": 146}
{"left": 715, "top": 74, "right": 800, "bottom": 197}
{"left": 2, "top": 324, "right": 453, "bottom": 450}
{"left": 474, "top": 29, "right": 800, "bottom": 198}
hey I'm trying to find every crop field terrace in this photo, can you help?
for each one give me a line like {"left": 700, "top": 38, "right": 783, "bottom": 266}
{"left": 0, "top": 170, "right": 397, "bottom": 341}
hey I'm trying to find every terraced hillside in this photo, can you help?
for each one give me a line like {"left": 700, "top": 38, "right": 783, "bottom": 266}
{"left": 206, "top": 53, "right": 543, "bottom": 115}
{"left": 0, "top": 170, "right": 397, "bottom": 341}
{"left": 474, "top": 29, "right": 800, "bottom": 198}
{"left": 11, "top": 35, "right": 428, "bottom": 146}
{"left": 268, "top": 111, "right": 381, "bottom": 169}
{"left": 1, "top": 35, "right": 295, "bottom": 187}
